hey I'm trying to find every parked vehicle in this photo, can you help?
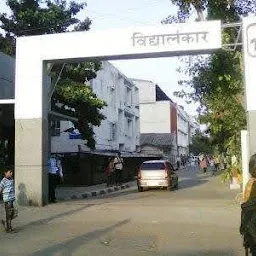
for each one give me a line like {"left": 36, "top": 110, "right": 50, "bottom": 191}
{"left": 137, "top": 160, "right": 178, "bottom": 192}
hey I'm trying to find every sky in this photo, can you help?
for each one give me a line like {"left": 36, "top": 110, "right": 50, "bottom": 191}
{"left": 0, "top": 0, "right": 199, "bottom": 116}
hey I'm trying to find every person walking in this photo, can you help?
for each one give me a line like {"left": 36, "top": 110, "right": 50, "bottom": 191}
{"left": 105, "top": 157, "right": 114, "bottom": 187}
{"left": 0, "top": 167, "right": 16, "bottom": 232}
{"left": 200, "top": 156, "right": 208, "bottom": 174}
{"left": 214, "top": 155, "right": 220, "bottom": 172}
{"left": 240, "top": 153, "right": 256, "bottom": 256}
{"left": 209, "top": 157, "right": 216, "bottom": 176}
{"left": 114, "top": 152, "right": 124, "bottom": 186}
{"left": 48, "top": 154, "right": 64, "bottom": 203}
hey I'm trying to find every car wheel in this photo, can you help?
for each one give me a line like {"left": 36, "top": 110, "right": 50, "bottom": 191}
{"left": 167, "top": 185, "right": 172, "bottom": 191}
{"left": 174, "top": 183, "right": 179, "bottom": 190}
{"left": 138, "top": 186, "right": 143, "bottom": 192}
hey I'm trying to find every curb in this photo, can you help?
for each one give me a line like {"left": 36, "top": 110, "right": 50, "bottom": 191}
{"left": 58, "top": 183, "right": 131, "bottom": 201}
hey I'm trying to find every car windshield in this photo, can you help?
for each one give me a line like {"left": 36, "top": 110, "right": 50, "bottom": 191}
{"left": 140, "top": 162, "right": 165, "bottom": 170}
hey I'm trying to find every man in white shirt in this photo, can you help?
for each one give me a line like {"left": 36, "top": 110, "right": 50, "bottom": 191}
{"left": 48, "top": 154, "right": 63, "bottom": 203}
{"left": 114, "top": 152, "right": 124, "bottom": 186}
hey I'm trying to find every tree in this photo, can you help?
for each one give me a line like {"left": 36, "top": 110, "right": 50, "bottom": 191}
{"left": 0, "top": 0, "right": 106, "bottom": 149}
{"left": 163, "top": 0, "right": 256, "bottom": 156}
{"left": 189, "top": 131, "right": 213, "bottom": 155}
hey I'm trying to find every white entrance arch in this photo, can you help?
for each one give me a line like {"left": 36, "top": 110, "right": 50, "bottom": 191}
{"left": 14, "top": 18, "right": 253, "bottom": 206}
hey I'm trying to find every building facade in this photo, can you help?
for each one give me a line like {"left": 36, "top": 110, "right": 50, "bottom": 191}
{"left": 51, "top": 61, "right": 140, "bottom": 155}
{"left": 177, "top": 105, "right": 189, "bottom": 156}
{"left": 0, "top": 52, "right": 15, "bottom": 100}
{"left": 0, "top": 52, "right": 15, "bottom": 165}
{"left": 132, "top": 78, "right": 177, "bottom": 164}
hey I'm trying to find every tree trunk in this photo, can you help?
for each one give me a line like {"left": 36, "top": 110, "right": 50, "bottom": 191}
{"left": 193, "top": 4, "right": 205, "bottom": 21}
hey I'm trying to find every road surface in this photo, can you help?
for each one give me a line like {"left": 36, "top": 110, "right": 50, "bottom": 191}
{"left": 0, "top": 169, "right": 243, "bottom": 256}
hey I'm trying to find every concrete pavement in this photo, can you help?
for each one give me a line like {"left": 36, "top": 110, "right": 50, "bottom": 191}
{"left": 56, "top": 182, "right": 132, "bottom": 201}
{"left": 0, "top": 169, "right": 244, "bottom": 255}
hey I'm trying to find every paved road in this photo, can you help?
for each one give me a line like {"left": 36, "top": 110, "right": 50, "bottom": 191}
{"left": 0, "top": 169, "right": 243, "bottom": 256}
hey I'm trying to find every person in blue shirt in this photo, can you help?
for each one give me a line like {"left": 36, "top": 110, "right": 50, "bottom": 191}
{"left": 48, "top": 154, "right": 64, "bottom": 203}
{"left": 0, "top": 167, "right": 15, "bottom": 232}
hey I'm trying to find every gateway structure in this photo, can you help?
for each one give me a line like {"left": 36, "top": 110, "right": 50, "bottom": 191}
{"left": 15, "top": 18, "right": 256, "bottom": 206}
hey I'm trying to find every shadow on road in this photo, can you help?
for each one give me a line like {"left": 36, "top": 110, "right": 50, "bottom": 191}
{"left": 16, "top": 204, "right": 95, "bottom": 232}
{"left": 29, "top": 219, "right": 131, "bottom": 256}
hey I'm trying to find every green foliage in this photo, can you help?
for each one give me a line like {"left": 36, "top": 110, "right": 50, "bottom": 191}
{"left": 189, "top": 131, "right": 213, "bottom": 155}
{"left": 220, "top": 164, "right": 242, "bottom": 184}
{"left": 164, "top": 0, "right": 254, "bottom": 156}
{"left": 0, "top": 0, "right": 106, "bottom": 149}
{"left": 52, "top": 79, "right": 107, "bottom": 149}
{"left": 0, "top": 0, "right": 90, "bottom": 55}
{"left": 183, "top": 50, "right": 246, "bottom": 155}
{"left": 163, "top": 0, "right": 255, "bottom": 23}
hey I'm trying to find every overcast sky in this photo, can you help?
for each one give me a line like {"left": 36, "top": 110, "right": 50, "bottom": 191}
{"left": 0, "top": 0, "right": 199, "bottom": 116}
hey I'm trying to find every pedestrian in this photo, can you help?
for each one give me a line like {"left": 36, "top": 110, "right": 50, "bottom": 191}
{"left": 0, "top": 167, "right": 16, "bottom": 232}
{"left": 105, "top": 157, "right": 114, "bottom": 187}
{"left": 114, "top": 152, "right": 124, "bottom": 186}
{"left": 200, "top": 156, "right": 208, "bottom": 174}
{"left": 48, "top": 154, "right": 64, "bottom": 203}
{"left": 214, "top": 155, "right": 220, "bottom": 172}
{"left": 209, "top": 157, "right": 216, "bottom": 176}
{"left": 240, "top": 153, "right": 256, "bottom": 256}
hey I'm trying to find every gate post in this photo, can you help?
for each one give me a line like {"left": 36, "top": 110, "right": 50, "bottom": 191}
{"left": 243, "top": 18, "right": 256, "bottom": 159}
{"left": 241, "top": 130, "right": 249, "bottom": 193}
{"left": 15, "top": 38, "right": 49, "bottom": 206}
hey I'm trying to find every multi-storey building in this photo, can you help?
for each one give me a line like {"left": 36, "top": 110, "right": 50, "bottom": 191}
{"left": 0, "top": 54, "right": 141, "bottom": 185}
{"left": 132, "top": 78, "right": 177, "bottom": 164}
{"left": 177, "top": 105, "right": 189, "bottom": 156}
{"left": 51, "top": 61, "right": 140, "bottom": 155}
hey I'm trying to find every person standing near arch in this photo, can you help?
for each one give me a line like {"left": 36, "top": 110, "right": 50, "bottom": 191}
{"left": 48, "top": 154, "right": 64, "bottom": 203}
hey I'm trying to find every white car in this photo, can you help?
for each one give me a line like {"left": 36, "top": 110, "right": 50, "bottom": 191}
{"left": 137, "top": 160, "right": 178, "bottom": 192}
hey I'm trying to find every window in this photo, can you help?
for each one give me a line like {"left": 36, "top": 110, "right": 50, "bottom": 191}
{"left": 119, "top": 143, "right": 125, "bottom": 151}
{"left": 126, "top": 87, "right": 132, "bottom": 107}
{"left": 110, "top": 83, "right": 116, "bottom": 109}
{"left": 51, "top": 120, "right": 60, "bottom": 136}
{"left": 140, "top": 162, "right": 165, "bottom": 170}
{"left": 135, "top": 117, "right": 139, "bottom": 134}
{"left": 109, "top": 122, "right": 116, "bottom": 141}
{"left": 126, "top": 118, "right": 133, "bottom": 137}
